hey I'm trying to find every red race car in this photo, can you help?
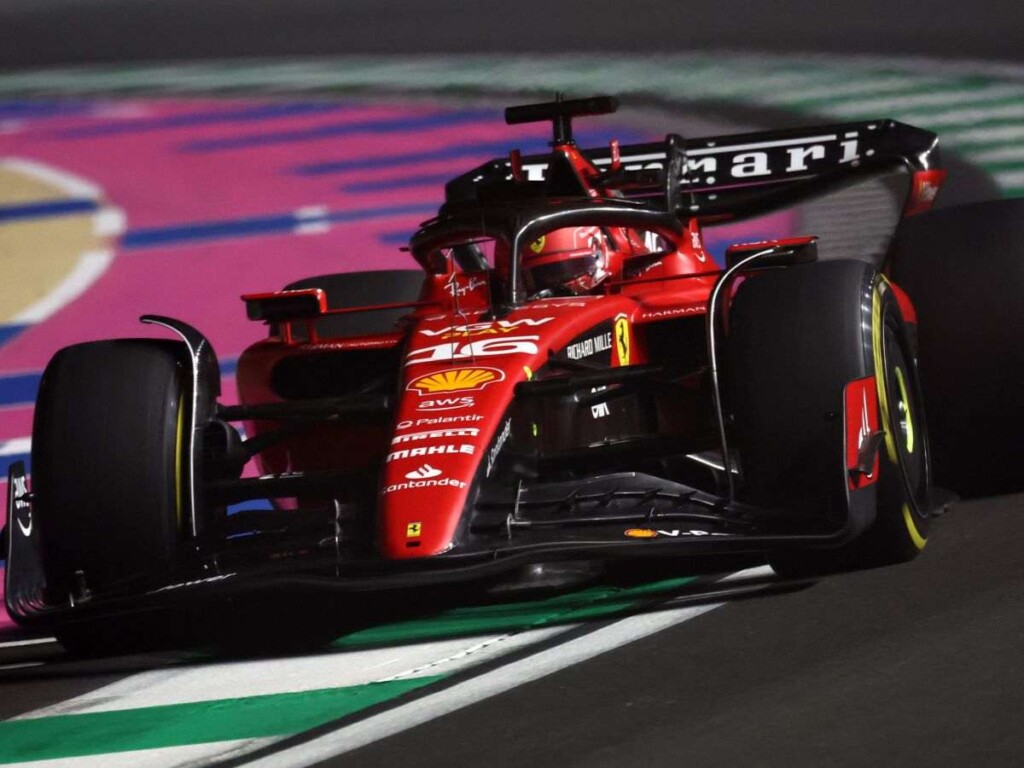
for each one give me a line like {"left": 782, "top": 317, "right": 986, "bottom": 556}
{"left": 7, "top": 95, "right": 1022, "bottom": 650}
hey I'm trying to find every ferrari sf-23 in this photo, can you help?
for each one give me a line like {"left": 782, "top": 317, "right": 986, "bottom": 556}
{"left": 7, "top": 95, "right": 1022, "bottom": 648}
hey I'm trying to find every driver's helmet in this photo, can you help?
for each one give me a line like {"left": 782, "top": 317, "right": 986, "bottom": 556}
{"left": 522, "top": 226, "right": 620, "bottom": 296}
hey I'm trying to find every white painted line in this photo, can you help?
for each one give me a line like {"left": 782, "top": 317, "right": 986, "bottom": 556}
{"left": 93, "top": 206, "right": 126, "bottom": 237}
{"left": 0, "top": 157, "right": 103, "bottom": 199}
{"left": 13, "top": 249, "right": 114, "bottom": 323}
{"left": 0, "top": 437, "right": 31, "bottom": 457}
{"left": 993, "top": 169, "right": 1024, "bottom": 187}
{"left": 964, "top": 145, "right": 1024, "bottom": 163}
{"left": 944, "top": 123, "right": 1024, "bottom": 145}
{"left": 18, "top": 626, "right": 569, "bottom": 717}
{"left": 243, "top": 565, "right": 774, "bottom": 767}
{"left": 896, "top": 101, "right": 1024, "bottom": 128}
{"left": 825, "top": 84, "right": 1024, "bottom": 117}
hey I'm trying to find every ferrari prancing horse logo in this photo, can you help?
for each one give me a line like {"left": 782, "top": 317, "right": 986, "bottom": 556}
{"left": 614, "top": 315, "right": 631, "bottom": 366}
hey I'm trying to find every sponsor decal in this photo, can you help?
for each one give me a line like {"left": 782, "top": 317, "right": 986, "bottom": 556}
{"left": 591, "top": 402, "right": 610, "bottom": 419}
{"left": 521, "top": 133, "right": 861, "bottom": 185}
{"left": 406, "top": 336, "right": 540, "bottom": 366}
{"left": 614, "top": 315, "right": 631, "bottom": 366}
{"left": 639, "top": 305, "right": 706, "bottom": 321}
{"left": 524, "top": 299, "right": 592, "bottom": 309}
{"left": 625, "top": 528, "right": 731, "bottom": 539}
{"left": 406, "top": 522, "right": 422, "bottom": 538}
{"left": 406, "top": 464, "right": 442, "bottom": 479}
{"left": 11, "top": 472, "right": 32, "bottom": 537}
{"left": 419, "top": 318, "right": 553, "bottom": 339}
{"left": 408, "top": 367, "right": 504, "bottom": 394}
{"left": 417, "top": 396, "right": 476, "bottom": 412}
{"left": 396, "top": 414, "right": 484, "bottom": 430}
{"left": 382, "top": 474, "right": 468, "bottom": 495}
{"left": 392, "top": 427, "right": 480, "bottom": 445}
{"left": 387, "top": 444, "right": 475, "bottom": 462}
{"left": 444, "top": 273, "right": 487, "bottom": 298}
{"left": 486, "top": 418, "right": 512, "bottom": 477}
{"left": 625, "top": 528, "right": 658, "bottom": 539}
{"left": 564, "top": 331, "right": 612, "bottom": 361}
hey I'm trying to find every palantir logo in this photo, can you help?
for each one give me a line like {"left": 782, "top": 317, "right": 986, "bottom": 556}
{"left": 405, "top": 464, "right": 442, "bottom": 480}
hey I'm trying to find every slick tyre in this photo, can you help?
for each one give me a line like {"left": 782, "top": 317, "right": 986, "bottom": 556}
{"left": 727, "top": 260, "right": 931, "bottom": 576}
{"left": 888, "top": 198, "right": 1024, "bottom": 497}
{"left": 281, "top": 270, "right": 424, "bottom": 338}
{"left": 32, "top": 340, "right": 191, "bottom": 601}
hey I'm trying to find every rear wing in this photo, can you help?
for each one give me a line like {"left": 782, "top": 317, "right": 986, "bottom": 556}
{"left": 445, "top": 119, "right": 944, "bottom": 222}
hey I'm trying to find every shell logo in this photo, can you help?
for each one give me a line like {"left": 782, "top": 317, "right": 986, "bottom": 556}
{"left": 624, "top": 528, "right": 658, "bottom": 539}
{"left": 407, "top": 367, "right": 505, "bottom": 395}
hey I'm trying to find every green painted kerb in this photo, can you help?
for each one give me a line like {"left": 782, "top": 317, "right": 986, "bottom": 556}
{"left": 334, "top": 575, "right": 700, "bottom": 648}
{"left": 0, "top": 676, "right": 443, "bottom": 764}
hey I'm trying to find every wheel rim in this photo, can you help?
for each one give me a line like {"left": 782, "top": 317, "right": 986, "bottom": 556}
{"left": 882, "top": 322, "right": 930, "bottom": 514}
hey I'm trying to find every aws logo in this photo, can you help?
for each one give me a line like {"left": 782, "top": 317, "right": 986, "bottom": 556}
{"left": 0, "top": 158, "right": 123, "bottom": 331}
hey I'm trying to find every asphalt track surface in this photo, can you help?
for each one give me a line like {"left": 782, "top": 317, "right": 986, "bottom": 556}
{"left": 334, "top": 493, "right": 1024, "bottom": 768}
{"left": 1, "top": 4, "right": 1023, "bottom": 768}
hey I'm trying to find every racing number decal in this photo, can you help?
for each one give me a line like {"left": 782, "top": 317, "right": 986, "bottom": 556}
{"left": 613, "top": 315, "right": 631, "bottom": 366}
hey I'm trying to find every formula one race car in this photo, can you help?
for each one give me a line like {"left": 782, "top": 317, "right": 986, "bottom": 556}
{"left": 7, "top": 95, "right": 1023, "bottom": 650}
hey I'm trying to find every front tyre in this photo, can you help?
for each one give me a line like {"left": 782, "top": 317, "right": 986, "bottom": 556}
{"left": 32, "top": 340, "right": 192, "bottom": 604}
{"left": 727, "top": 260, "right": 932, "bottom": 576}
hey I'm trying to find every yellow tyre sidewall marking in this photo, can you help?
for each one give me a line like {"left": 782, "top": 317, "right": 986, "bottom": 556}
{"left": 902, "top": 503, "right": 928, "bottom": 550}
{"left": 872, "top": 277, "right": 899, "bottom": 464}
{"left": 874, "top": 276, "right": 926, "bottom": 550}
{"left": 894, "top": 365, "right": 915, "bottom": 455}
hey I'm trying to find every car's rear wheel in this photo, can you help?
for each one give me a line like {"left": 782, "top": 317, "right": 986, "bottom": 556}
{"left": 281, "top": 269, "right": 424, "bottom": 338}
{"left": 32, "top": 340, "right": 193, "bottom": 650}
{"left": 727, "top": 260, "right": 932, "bottom": 576}
{"left": 888, "top": 198, "right": 1024, "bottom": 498}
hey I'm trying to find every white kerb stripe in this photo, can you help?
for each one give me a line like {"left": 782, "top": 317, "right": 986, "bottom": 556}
{"left": 243, "top": 565, "right": 773, "bottom": 767}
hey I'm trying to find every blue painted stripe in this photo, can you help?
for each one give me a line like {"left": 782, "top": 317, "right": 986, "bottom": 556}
{"left": 0, "top": 454, "right": 30, "bottom": 478}
{"left": 341, "top": 172, "right": 455, "bottom": 194}
{"left": 0, "top": 325, "right": 29, "bottom": 347}
{"left": 291, "top": 130, "right": 641, "bottom": 175}
{"left": 178, "top": 109, "right": 495, "bottom": 152}
{"left": 0, "top": 199, "right": 99, "bottom": 223}
{"left": 0, "top": 100, "right": 93, "bottom": 119}
{"left": 0, "top": 373, "right": 42, "bottom": 408}
{"left": 378, "top": 230, "right": 414, "bottom": 246}
{"left": 51, "top": 102, "right": 360, "bottom": 138}
{"left": 0, "top": 359, "right": 239, "bottom": 410}
{"left": 121, "top": 204, "right": 436, "bottom": 250}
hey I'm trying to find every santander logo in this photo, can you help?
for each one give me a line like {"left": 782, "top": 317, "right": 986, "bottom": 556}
{"left": 405, "top": 464, "right": 442, "bottom": 480}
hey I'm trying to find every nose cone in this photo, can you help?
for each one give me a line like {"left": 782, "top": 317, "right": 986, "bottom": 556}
{"left": 379, "top": 361, "right": 524, "bottom": 558}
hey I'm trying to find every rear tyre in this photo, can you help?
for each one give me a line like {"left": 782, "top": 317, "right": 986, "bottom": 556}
{"left": 727, "top": 260, "right": 931, "bottom": 576}
{"left": 32, "top": 340, "right": 191, "bottom": 605}
{"left": 282, "top": 269, "right": 424, "bottom": 338}
{"left": 888, "top": 198, "right": 1024, "bottom": 497}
